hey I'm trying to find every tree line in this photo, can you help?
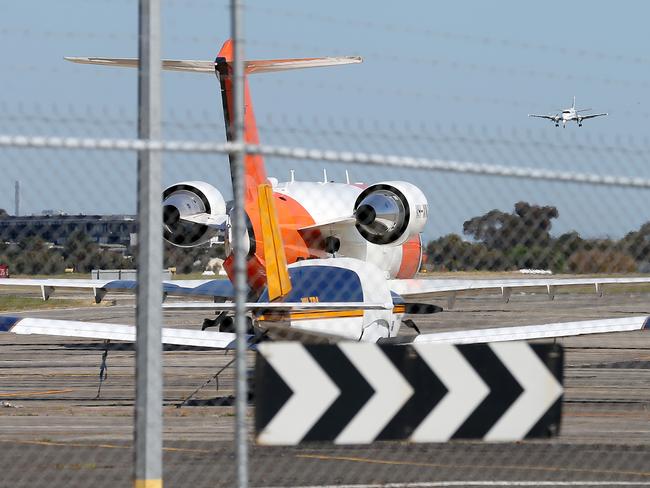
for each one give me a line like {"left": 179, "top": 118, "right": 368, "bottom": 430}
{"left": 1, "top": 203, "right": 649, "bottom": 275}
{"left": 0, "top": 228, "right": 224, "bottom": 275}
{"left": 426, "top": 202, "right": 649, "bottom": 273}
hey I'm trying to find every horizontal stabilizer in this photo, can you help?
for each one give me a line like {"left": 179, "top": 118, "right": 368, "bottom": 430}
{"left": 65, "top": 57, "right": 215, "bottom": 73}
{"left": 244, "top": 57, "right": 361, "bottom": 74}
{"left": 65, "top": 56, "right": 362, "bottom": 75}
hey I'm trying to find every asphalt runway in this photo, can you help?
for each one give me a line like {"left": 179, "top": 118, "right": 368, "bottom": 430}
{"left": 2, "top": 287, "right": 650, "bottom": 487}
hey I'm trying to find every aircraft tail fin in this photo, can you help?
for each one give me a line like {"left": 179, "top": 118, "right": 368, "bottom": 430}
{"left": 67, "top": 39, "right": 361, "bottom": 294}
{"left": 214, "top": 39, "right": 358, "bottom": 293}
{"left": 572, "top": 96, "right": 576, "bottom": 109}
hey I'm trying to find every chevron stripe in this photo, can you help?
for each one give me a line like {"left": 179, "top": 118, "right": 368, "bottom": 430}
{"left": 255, "top": 342, "right": 563, "bottom": 445}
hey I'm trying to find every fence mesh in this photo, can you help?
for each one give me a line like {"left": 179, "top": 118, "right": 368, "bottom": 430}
{"left": 2, "top": 1, "right": 650, "bottom": 487}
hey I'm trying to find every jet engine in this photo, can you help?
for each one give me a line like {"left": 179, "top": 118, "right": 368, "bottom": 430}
{"left": 353, "top": 181, "right": 428, "bottom": 246}
{"left": 162, "top": 181, "right": 227, "bottom": 247}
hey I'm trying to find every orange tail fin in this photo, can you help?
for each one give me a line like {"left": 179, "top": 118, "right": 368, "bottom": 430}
{"left": 216, "top": 39, "right": 360, "bottom": 294}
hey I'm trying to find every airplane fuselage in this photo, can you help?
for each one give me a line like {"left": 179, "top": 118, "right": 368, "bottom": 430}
{"left": 226, "top": 179, "right": 423, "bottom": 283}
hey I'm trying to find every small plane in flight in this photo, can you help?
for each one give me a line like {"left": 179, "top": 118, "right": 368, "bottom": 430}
{"left": 1, "top": 41, "right": 649, "bottom": 352}
{"left": 529, "top": 97, "right": 607, "bottom": 128}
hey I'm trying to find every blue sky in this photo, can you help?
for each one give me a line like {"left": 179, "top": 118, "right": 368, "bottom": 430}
{"left": 1, "top": 1, "right": 649, "bottom": 240}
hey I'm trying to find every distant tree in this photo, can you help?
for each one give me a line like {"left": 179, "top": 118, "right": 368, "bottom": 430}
{"left": 18, "top": 236, "right": 48, "bottom": 253}
{"left": 621, "top": 222, "right": 650, "bottom": 263}
{"left": 425, "top": 233, "right": 511, "bottom": 271}
{"left": 463, "top": 202, "right": 559, "bottom": 250}
{"left": 0, "top": 209, "right": 8, "bottom": 219}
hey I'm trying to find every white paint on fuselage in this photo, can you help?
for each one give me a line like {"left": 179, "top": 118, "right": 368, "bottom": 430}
{"left": 562, "top": 109, "right": 577, "bottom": 123}
{"left": 272, "top": 180, "right": 405, "bottom": 279}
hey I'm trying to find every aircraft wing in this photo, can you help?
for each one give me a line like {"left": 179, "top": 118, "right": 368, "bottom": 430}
{"left": 528, "top": 114, "right": 558, "bottom": 120}
{"left": 579, "top": 113, "right": 608, "bottom": 120}
{"left": 1, "top": 306, "right": 648, "bottom": 349}
{"left": 0, "top": 316, "right": 249, "bottom": 349}
{"left": 0, "top": 278, "right": 236, "bottom": 301}
{"left": 389, "top": 276, "right": 650, "bottom": 303}
{"left": 383, "top": 315, "right": 649, "bottom": 345}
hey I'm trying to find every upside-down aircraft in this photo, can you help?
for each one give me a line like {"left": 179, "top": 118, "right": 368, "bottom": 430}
{"left": 529, "top": 96, "right": 608, "bottom": 127}
{"left": 1, "top": 40, "right": 649, "bottom": 351}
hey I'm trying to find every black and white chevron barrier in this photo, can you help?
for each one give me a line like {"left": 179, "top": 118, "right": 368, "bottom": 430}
{"left": 255, "top": 342, "right": 563, "bottom": 445}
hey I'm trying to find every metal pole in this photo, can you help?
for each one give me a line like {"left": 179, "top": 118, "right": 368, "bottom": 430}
{"left": 230, "top": 0, "right": 249, "bottom": 487}
{"left": 135, "top": 1, "right": 163, "bottom": 487}
{"left": 14, "top": 181, "right": 19, "bottom": 217}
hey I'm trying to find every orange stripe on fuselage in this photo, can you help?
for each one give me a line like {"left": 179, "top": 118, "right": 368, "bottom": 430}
{"left": 258, "top": 310, "right": 364, "bottom": 322}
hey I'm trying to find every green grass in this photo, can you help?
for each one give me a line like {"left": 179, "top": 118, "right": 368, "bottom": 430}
{"left": 0, "top": 295, "right": 100, "bottom": 312}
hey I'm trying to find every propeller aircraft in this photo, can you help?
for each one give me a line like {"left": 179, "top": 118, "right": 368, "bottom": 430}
{"left": 529, "top": 96, "right": 607, "bottom": 128}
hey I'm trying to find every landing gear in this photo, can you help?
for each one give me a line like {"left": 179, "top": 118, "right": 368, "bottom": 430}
{"left": 207, "top": 315, "right": 254, "bottom": 334}
{"left": 202, "top": 311, "right": 229, "bottom": 330}
{"left": 95, "top": 340, "right": 110, "bottom": 399}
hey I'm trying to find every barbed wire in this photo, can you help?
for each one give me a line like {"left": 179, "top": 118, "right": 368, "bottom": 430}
{"left": 2, "top": 134, "right": 650, "bottom": 189}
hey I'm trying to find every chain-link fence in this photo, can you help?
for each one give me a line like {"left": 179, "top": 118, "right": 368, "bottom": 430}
{"left": 2, "top": 1, "right": 650, "bottom": 487}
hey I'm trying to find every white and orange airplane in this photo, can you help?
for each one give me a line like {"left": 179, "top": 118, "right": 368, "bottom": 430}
{"left": 1, "top": 40, "right": 650, "bottom": 348}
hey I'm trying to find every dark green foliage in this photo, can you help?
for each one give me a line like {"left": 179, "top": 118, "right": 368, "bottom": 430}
{"left": 0, "top": 229, "right": 225, "bottom": 276}
{"left": 426, "top": 202, "right": 647, "bottom": 274}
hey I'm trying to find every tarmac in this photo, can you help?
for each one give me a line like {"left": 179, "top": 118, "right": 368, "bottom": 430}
{"left": 2, "top": 286, "right": 650, "bottom": 487}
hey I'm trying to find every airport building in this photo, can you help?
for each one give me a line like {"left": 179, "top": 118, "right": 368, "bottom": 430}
{"left": 0, "top": 213, "right": 136, "bottom": 247}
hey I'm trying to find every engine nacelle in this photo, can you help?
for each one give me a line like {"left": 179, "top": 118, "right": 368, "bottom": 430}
{"left": 162, "top": 181, "right": 226, "bottom": 247}
{"left": 353, "top": 181, "right": 428, "bottom": 246}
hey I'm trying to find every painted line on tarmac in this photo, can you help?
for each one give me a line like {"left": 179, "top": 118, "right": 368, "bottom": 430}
{"left": 296, "top": 454, "right": 650, "bottom": 479}
{"left": 564, "top": 411, "right": 650, "bottom": 419}
{"left": 9, "top": 304, "right": 127, "bottom": 314}
{"left": 0, "top": 439, "right": 210, "bottom": 454}
{"left": 261, "top": 483, "right": 650, "bottom": 487}
{"left": 0, "top": 389, "right": 74, "bottom": 398}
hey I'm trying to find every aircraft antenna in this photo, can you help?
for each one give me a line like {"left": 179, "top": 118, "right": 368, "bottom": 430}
{"left": 345, "top": 170, "right": 350, "bottom": 184}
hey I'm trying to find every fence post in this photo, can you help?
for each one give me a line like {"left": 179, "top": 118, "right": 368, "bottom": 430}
{"left": 230, "top": 0, "right": 249, "bottom": 487}
{"left": 134, "top": 1, "right": 163, "bottom": 487}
